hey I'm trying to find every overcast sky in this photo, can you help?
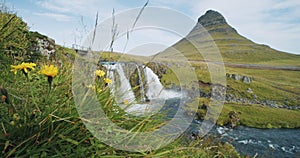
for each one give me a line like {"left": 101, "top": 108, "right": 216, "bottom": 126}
{"left": 6, "top": 0, "right": 300, "bottom": 55}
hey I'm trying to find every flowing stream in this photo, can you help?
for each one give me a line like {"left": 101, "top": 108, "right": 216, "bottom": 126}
{"left": 215, "top": 126, "right": 300, "bottom": 157}
{"left": 102, "top": 62, "right": 299, "bottom": 157}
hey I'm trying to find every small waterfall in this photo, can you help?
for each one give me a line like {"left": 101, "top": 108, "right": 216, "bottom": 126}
{"left": 136, "top": 65, "right": 146, "bottom": 102}
{"left": 101, "top": 62, "right": 181, "bottom": 116}
{"left": 114, "top": 63, "right": 136, "bottom": 104}
{"left": 144, "top": 67, "right": 164, "bottom": 100}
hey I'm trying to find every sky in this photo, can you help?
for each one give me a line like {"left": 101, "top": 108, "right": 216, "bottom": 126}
{"left": 5, "top": 0, "right": 300, "bottom": 55}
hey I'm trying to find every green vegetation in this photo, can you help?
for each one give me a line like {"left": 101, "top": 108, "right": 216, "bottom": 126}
{"left": 217, "top": 104, "right": 300, "bottom": 128}
{"left": 226, "top": 67, "right": 300, "bottom": 106}
{"left": 0, "top": 48, "right": 241, "bottom": 157}
{"left": 0, "top": 9, "right": 240, "bottom": 157}
{"left": 156, "top": 10, "right": 300, "bottom": 129}
{"left": 195, "top": 98, "right": 300, "bottom": 128}
{"left": 1, "top": 6, "right": 299, "bottom": 157}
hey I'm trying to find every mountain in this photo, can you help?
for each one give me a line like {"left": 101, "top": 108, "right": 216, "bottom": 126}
{"left": 157, "top": 10, "right": 300, "bottom": 65}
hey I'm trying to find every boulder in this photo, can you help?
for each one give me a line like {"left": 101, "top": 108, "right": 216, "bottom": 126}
{"left": 36, "top": 37, "right": 56, "bottom": 59}
{"left": 247, "top": 88, "right": 253, "bottom": 93}
{"left": 242, "top": 76, "right": 251, "bottom": 84}
{"left": 232, "top": 74, "right": 240, "bottom": 80}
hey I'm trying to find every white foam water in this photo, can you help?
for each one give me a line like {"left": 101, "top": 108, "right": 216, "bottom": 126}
{"left": 105, "top": 62, "right": 182, "bottom": 116}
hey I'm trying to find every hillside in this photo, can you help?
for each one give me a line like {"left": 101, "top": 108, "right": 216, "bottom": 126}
{"left": 158, "top": 10, "right": 300, "bottom": 66}
{"left": 154, "top": 10, "right": 300, "bottom": 117}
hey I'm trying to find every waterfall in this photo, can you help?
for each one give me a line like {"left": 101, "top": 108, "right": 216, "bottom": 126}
{"left": 101, "top": 62, "right": 181, "bottom": 116}
{"left": 144, "top": 67, "right": 164, "bottom": 99}
{"left": 114, "top": 63, "right": 136, "bottom": 104}
{"left": 136, "top": 65, "right": 146, "bottom": 102}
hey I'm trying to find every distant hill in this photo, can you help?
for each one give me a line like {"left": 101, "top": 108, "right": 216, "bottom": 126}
{"left": 157, "top": 10, "right": 300, "bottom": 65}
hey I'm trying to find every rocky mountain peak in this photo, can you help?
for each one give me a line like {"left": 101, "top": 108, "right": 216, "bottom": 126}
{"left": 197, "top": 10, "right": 228, "bottom": 27}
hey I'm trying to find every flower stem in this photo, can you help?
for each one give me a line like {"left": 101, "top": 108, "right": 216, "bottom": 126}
{"left": 48, "top": 76, "right": 53, "bottom": 92}
{"left": 22, "top": 69, "right": 28, "bottom": 80}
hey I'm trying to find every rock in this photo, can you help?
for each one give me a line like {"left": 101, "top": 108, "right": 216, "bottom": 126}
{"left": 253, "top": 94, "right": 257, "bottom": 99}
{"left": 227, "top": 73, "right": 251, "bottom": 84}
{"left": 242, "top": 76, "right": 251, "bottom": 84}
{"left": 232, "top": 74, "right": 240, "bottom": 80}
{"left": 36, "top": 37, "right": 56, "bottom": 59}
{"left": 247, "top": 88, "right": 253, "bottom": 93}
{"left": 264, "top": 100, "right": 278, "bottom": 108}
{"left": 198, "top": 10, "right": 228, "bottom": 28}
{"left": 211, "top": 84, "right": 226, "bottom": 101}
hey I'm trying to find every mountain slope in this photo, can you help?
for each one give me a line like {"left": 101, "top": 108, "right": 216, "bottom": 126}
{"left": 158, "top": 10, "right": 300, "bottom": 65}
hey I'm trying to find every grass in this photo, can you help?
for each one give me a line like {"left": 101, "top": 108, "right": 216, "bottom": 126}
{"left": 0, "top": 48, "right": 240, "bottom": 157}
{"left": 226, "top": 67, "right": 300, "bottom": 106}
{"left": 1, "top": 6, "right": 299, "bottom": 157}
{"left": 217, "top": 103, "right": 300, "bottom": 128}
{"left": 0, "top": 9, "right": 241, "bottom": 157}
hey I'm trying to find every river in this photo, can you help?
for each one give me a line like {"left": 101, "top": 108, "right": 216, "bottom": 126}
{"left": 214, "top": 126, "right": 300, "bottom": 157}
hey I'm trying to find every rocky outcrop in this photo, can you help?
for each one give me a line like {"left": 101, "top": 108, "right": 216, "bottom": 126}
{"left": 211, "top": 84, "right": 226, "bottom": 101}
{"left": 145, "top": 62, "right": 167, "bottom": 79}
{"left": 198, "top": 10, "right": 228, "bottom": 28}
{"left": 226, "top": 73, "right": 251, "bottom": 84}
{"left": 242, "top": 76, "right": 251, "bottom": 84}
{"left": 36, "top": 37, "right": 56, "bottom": 59}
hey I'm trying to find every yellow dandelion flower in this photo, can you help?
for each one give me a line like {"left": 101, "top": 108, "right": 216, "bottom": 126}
{"left": 10, "top": 62, "right": 36, "bottom": 75}
{"left": 95, "top": 70, "right": 105, "bottom": 77}
{"left": 39, "top": 65, "right": 58, "bottom": 77}
{"left": 103, "top": 78, "right": 112, "bottom": 84}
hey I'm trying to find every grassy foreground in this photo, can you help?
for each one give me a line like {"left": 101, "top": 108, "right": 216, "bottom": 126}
{"left": 0, "top": 9, "right": 241, "bottom": 157}
{"left": 0, "top": 49, "right": 241, "bottom": 157}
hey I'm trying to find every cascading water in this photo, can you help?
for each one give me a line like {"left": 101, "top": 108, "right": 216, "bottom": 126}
{"left": 102, "top": 62, "right": 181, "bottom": 116}
{"left": 114, "top": 63, "right": 136, "bottom": 104}
{"left": 144, "top": 67, "right": 164, "bottom": 100}
{"left": 135, "top": 65, "right": 146, "bottom": 102}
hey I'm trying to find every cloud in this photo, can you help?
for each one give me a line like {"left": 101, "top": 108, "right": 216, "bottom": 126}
{"left": 30, "top": 0, "right": 300, "bottom": 54}
{"left": 187, "top": 0, "right": 300, "bottom": 54}
{"left": 36, "top": 0, "right": 127, "bottom": 19}
{"left": 145, "top": 0, "right": 300, "bottom": 54}
{"left": 34, "top": 12, "right": 75, "bottom": 22}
